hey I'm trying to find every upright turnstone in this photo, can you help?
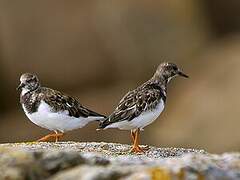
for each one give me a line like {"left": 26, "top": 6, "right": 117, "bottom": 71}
{"left": 98, "top": 62, "right": 188, "bottom": 153}
{"left": 17, "top": 73, "right": 105, "bottom": 142}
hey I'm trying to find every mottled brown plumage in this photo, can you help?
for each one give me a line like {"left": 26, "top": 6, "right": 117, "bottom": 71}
{"left": 100, "top": 83, "right": 166, "bottom": 127}
{"left": 20, "top": 87, "right": 105, "bottom": 118}
{"left": 17, "top": 73, "right": 105, "bottom": 142}
{"left": 98, "top": 62, "right": 188, "bottom": 153}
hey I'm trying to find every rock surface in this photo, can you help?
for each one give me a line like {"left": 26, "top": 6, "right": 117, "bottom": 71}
{"left": 0, "top": 142, "right": 239, "bottom": 180}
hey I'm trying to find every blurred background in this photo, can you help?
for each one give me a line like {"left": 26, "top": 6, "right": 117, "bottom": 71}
{"left": 0, "top": 0, "right": 239, "bottom": 153}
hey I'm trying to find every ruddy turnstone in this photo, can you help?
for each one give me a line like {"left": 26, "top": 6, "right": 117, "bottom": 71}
{"left": 17, "top": 73, "right": 105, "bottom": 142}
{"left": 98, "top": 62, "right": 188, "bottom": 153}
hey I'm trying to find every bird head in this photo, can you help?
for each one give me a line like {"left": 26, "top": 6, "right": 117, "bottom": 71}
{"left": 154, "top": 62, "right": 189, "bottom": 83}
{"left": 17, "top": 73, "right": 40, "bottom": 93}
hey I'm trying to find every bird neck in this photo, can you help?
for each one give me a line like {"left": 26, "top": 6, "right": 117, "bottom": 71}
{"left": 150, "top": 74, "right": 168, "bottom": 92}
{"left": 21, "top": 85, "right": 40, "bottom": 96}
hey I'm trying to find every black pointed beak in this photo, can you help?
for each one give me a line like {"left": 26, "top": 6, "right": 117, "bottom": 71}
{"left": 17, "top": 83, "right": 24, "bottom": 90}
{"left": 178, "top": 70, "right": 189, "bottom": 78}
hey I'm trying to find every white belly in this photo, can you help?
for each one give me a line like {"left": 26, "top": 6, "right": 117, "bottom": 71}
{"left": 105, "top": 99, "right": 164, "bottom": 130}
{"left": 22, "top": 101, "right": 102, "bottom": 133}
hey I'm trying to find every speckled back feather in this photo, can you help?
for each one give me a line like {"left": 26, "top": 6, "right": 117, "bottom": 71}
{"left": 99, "top": 82, "right": 166, "bottom": 128}
{"left": 21, "top": 87, "right": 106, "bottom": 119}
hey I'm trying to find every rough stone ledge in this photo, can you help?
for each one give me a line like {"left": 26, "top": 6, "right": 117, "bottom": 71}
{"left": 0, "top": 142, "right": 239, "bottom": 180}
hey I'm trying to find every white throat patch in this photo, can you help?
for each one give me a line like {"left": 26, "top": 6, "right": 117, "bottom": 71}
{"left": 21, "top": 88, "right": 30, "bottom": 96}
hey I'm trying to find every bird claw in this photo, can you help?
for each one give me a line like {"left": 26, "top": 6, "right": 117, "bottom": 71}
{"left": 129, "top": 145, "right": 145, "bottom": 153}
{"left": 36, "top": 133, "right": 63, "bottom": 142}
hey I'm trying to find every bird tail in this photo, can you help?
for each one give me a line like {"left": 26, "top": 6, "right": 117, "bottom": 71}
{"left": 85, "top": 114, "right": 106, "bottom": 123}
{"left": 94, "top": 116, "right": 106, "bottom": 122}
{"left": 96, "top": 117, "right": 110, "bottom": 130}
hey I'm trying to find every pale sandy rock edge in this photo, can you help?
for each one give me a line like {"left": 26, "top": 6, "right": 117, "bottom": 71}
{"left": 0, "top": 142, "right": 239, "bottom": 180}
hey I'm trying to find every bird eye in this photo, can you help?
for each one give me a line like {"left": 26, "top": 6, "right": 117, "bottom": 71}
{"left": 173, "top": 66, "right": 178, "bottom": 71}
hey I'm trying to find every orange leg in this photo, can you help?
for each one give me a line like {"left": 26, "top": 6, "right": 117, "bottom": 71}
{"left": 54, "top": 131, "right": 64, "bottom": 142}
{"left": 37, "top": 131, "right": 64, "bottom": 142}
{"left": 130, "top": 128, "right": 144, "bottom": 153}
{"left": 131, "top": 130, "right": 136, "bottom": 143}
{"left": 37, "top": 133, "right": 56, "bottom": 142}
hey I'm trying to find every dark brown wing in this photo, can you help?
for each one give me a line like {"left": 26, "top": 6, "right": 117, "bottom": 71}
{"left": 40, "top": 87, "right": 105, "bottom": 118}
{"left": 99, "top": 84, "right": 164, "bottom": 128}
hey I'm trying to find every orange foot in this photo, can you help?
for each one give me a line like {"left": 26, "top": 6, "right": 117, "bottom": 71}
{"left": 130, "top": 145, "right": 145, "bottom": 153}
{"left": 37, "top": 133, "right": 64, "bottom": 142}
